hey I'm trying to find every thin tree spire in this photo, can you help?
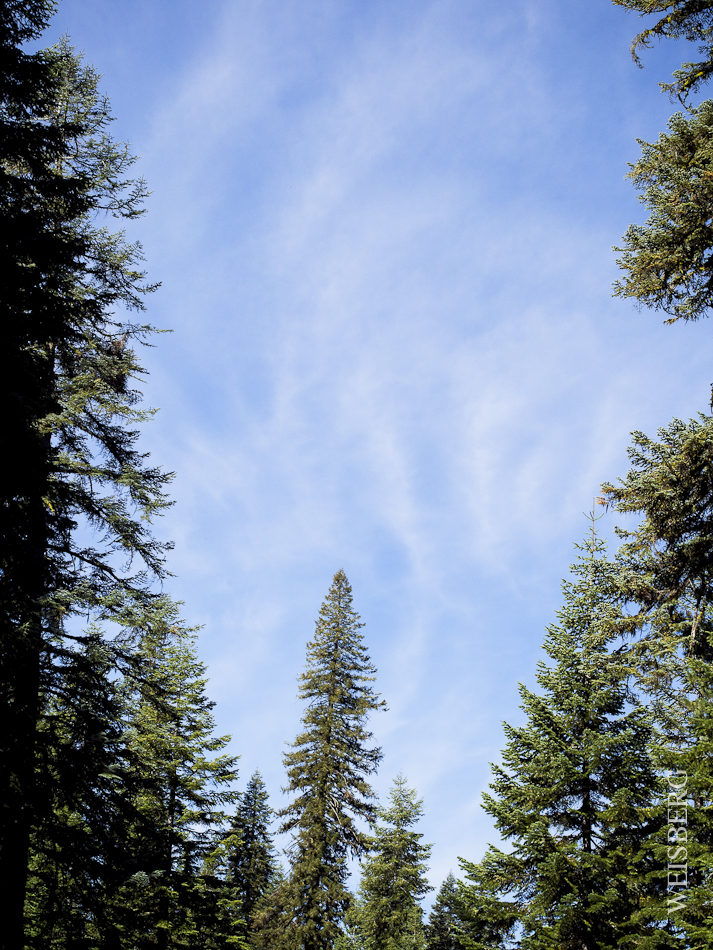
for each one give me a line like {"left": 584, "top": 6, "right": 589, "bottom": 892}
{"left": 278, "top": 570, "right": 385, "bottom": 950}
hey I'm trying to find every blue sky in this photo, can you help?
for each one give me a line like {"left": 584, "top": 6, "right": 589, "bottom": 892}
{"left": 48, "top": 0, "right": 711, "bottom": 891}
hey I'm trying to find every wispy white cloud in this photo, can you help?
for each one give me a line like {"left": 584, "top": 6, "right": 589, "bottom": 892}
{"left": 53, "top": 0, "right": 713, "bottom": 892}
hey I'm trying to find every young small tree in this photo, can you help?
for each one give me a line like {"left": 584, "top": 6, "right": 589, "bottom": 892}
{"left": 356, "top": 775, "right": 432, "bottom": 950}
{"left": 458, "top": 519, "right": 663, "bottom": 950}
{"left": 425, "top": 874, "right": 466, "bottom": 950}
{"left": 226, "top": 770, "right": 278, "bottom": 935}
{"left": 279, "top": 570, "right": 385, "bottom": 950}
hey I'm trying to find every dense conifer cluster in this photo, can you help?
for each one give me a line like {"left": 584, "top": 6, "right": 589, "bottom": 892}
{"left": 6, "top": 0, "right": 713, "bottom": 948}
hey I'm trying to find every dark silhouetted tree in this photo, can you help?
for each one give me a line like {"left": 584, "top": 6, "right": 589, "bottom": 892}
{"left": 1, "top": 12, "right": 169, "bottom": 944}
{"left": 226, "top": 770, "right": 278, "bottom": 938}
{"left": 425, "top": 874, "right": 466, "bottom": 950}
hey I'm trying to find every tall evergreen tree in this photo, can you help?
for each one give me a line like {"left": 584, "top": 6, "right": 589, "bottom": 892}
{"left": 1, "top": 11, "right": 170, "bottom": 943}
{"left": 278, "top": 570, "right": 385, "bottom": 950}
{"left": 355, "top": 775, "right": 432, "bottom": 950}
{"left": 1, "top": 7, "right": 87, "bottom": 940}
{"left": 457, "top": 519, "right": 663, "bottom": 950}
{"left": 226, "top": 770, "right": 278, "bottom": 937}
{"left": 425, "top": 874, "right": 466, "bottom": 950}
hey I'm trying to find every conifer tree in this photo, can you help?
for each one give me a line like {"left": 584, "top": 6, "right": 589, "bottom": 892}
{"left": 111, "top": 602, "right": 243, "bottom": 949}
{"left": 20, "top": 603, "right": 244, "bottom": 949}
{"left": 1, "top": 12, "right": 171, "bottom": 942}
{"left": 226, "top": 770, "right": 278, "bottom": 936}
{"left": 250, "top": 870, "right": 298, "bottom": 950}
{"left": 335, "top": 899, "right": 367, "bottom": 950}
{"left": 606, "top": 0, "right": 713, "bottom": 325}
{"left": 458, "top": 519, "right": 662, "bottom": 950}
{"left": 425, "top": 874, "right": 466, "bottom": 950}
{"left": 279, "top": 570, "right": 385, "bottom": 950}
{"left": 601, "top": 414, "right": 713, "bottom": 944}
{"left": 355, "top": 775, "right": 432, "bottom": 950}
{"left": 1, "top": 7, "right": 88, "bottom": 938}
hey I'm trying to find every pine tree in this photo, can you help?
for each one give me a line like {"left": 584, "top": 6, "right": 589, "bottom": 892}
{"left": 226, "top": 770, "right": 278, "bottom": 937}
{"left": 607, "top": 0, "right": 713, "bottom": 324}
{"left": 457, "top": 518, "right": 663, "bottom": 950}
{"left": 111, "top": 601, "right": 243, "bottom": 949}
{"left": 601, "top": 414, "right": 713, "bottom": 945}
{"left": 1, "top": 13, "right": 171, "bottom": 942}
{"left": 335, "top": 898, "right": 368, "bottom": 950}
{"left": 425, "top": 874, "right": 466, "bottom": 950}
{"left": 356, "top": 775, "right": 432, "bottom": 950}
{"left": 20, "top": 602, "right": 244, "bottom": 949}
{"left": 278, "top": 570, "right": 385, "bottom": 950}
{"left": 1, "top": 7, "right": 89, "bottom": 939}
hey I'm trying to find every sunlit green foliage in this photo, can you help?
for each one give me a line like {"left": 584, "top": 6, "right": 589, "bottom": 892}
{"left": 611, "top": 0, "right": 713, "bottom": 99}
{"left": 614, "top": 102, "right": 713, "bottom": 322}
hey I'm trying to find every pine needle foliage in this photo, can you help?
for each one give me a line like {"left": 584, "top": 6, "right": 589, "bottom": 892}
{"left": 24, "top": 631, "right": 135, "bottom": 949}
{"left": 279, "top": 570, "right": 385, "bottom": 950}
{"left": 601, "top": 413, "right": 713, "bottom": 661}
{"left": 0, "top": 14, "right": 167, "bottom": 950}
{"left": 614, "top": 101, "right": 713, "bottom": 323}
{"left": 250, "top": 871, "right": 299, "bottom": 950}
{"left": 458, "top": 519, "right": 662, "bottom": 950}
{"left": 1, "top": 12, "right": 171, "bottom": 940}
{"left": 633, "top": 653, "right": 713, "bottom": 947}
{"left": 611, "top": 0, "right": 713, "bottom": 99}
